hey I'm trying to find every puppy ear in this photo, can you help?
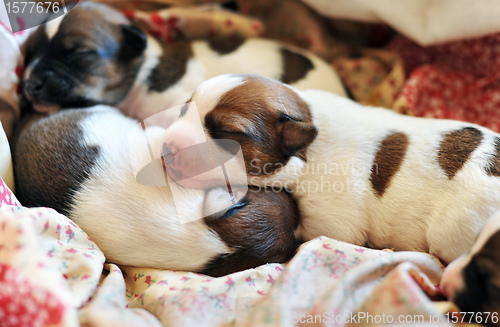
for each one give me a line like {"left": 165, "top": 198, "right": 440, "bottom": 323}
{"left": 120, "top": 25, "right": 147, "bottom": 59}
{"left": 280, "top": 116, "right": 318, "bottom": 161}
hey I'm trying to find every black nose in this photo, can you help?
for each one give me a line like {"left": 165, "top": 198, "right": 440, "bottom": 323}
{"left": 24, "top": 77, "right": 44, "bottom": 98}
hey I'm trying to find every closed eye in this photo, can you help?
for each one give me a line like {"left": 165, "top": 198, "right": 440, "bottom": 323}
{"left": 213, "top": 129, "right": 246, "bottom": 138}
{"left": 179, "top": 103, "right": 189, "bottom": 117}
{"left": 219, "top": 200, "right": 248, "bottom": 220}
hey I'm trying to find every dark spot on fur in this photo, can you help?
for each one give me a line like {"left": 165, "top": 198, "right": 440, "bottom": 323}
{"left": 438, "top": 127, "right": 483, "bottom": 180}
{"left": 13, "top": 110, "right": 100, "bottom": 216}
{"left": 147, "top": 40, "right": 193, "bottom": 92}
{"left": 485, "top": 137, "right": 500, "bottom": 177}
{"left": 207, "top": 36, "right": 246, "bottom": 55}
{"left": 280, "top": 48, "right": 314, "bottom": 84}
{"left": 370, "top": 132, "right": 409, "bottom": 197}
{"left": 200, "top": 187, "right": 300, "bottom": 277}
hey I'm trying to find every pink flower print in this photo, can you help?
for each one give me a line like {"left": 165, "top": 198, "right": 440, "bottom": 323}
{"left": 246, "top": 276, "right": 255, "bottom": 287}
{"left": 133, "top": 274, "right": 139, "bottom": 282}
{"left": 275, "top": 266, "right": 283, "bottom": 272}
{"left": 354, "top": 247, "right": 365, "bottom": 253}
{"left": 44, "top": 220, "right": 49, "bottom": 232}
{"left": 66, "top": 248, "right": 77, "bottom": 254}
{"left": 65, "top": 226, "right": 75, "bottom": 243}
{"left": 145, "top": 276, "right": 151, "bottom": 284}
{"left": 81, "top": 275, "right": 90, "bottom": 281}
{"left": 225, "top": 276, "right": 234, "bottom": 289}
{"left": 158, "top": 280, "right": 168, "bottom": 286}
{"left": 181, "top": 276, "right": 189, "bottom": 282}
{"left": 266, "top": 274, "right": 275, "bottom": 285}
{"left": 56, "top": 225, "right": 61, "bottom": 236}
{"left": 257, "top": 290, "right": 265, "bottom": 296}
{"left": 322, "top": 243, "right": 332, "bottom": 250}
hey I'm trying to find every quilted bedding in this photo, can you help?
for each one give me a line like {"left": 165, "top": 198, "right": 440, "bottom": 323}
{"left": 2, "top": 0, "right": 500, "bottom": 326}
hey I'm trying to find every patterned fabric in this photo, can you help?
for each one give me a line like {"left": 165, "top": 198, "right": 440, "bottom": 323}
{"left": 0, "top": 177, "right": 18, "bottom": 207}
{"left": 389, "top": 34, "right": 500, "bottom": 132}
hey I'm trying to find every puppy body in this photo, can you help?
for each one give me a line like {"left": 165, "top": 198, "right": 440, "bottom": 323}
{"left": 285, "top": 92, "right": 500, "bottom": 263}
{"left": 13, "top": 106, "right": 300, "bottom": 276}
{"left": 22, "top": 2, "right": 346, "bottom": 123}
{"left": 163, "top": 74, "right": 500, "bottom": 264}
{"left": 119, "top": 36, "right": 345, "bottom": 122}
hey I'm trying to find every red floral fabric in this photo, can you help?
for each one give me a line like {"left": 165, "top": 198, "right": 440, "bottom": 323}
{"left": 389, "top": 33, "right": 500, "bottom": 132}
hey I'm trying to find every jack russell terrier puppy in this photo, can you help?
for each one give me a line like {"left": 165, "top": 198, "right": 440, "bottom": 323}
{"left": 12, "top": 106, "right": 300, "bottom": 277}
{"left": 159, "top": 74, "right": 500, "bottom": 266}
{"left": 21, "top": 2, "right": 346, "bottom": 125}
{"left": 441, "top": 211, "right": 500, "bottom": 325}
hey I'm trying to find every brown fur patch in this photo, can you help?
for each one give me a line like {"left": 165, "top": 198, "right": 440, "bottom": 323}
{"left": 13, "top": 111, "right": 100, "bottom": 216}
{"left": 280, "top": 48, "right": 314, "bottom": 84}
{"left": 200, "top": 187, "right": 300, "bottom": 277}
{"left": 207, "top": 36, "right": 246, "bottom": 55}
{"left": 485, "top": 137, "right": 500, "bottom": 177}
{"left": 147, "top": 40, "right": 193, "bottom": 92}
{"left": 438, "top": 127, "right": 483, "bottom": 180}
{"left": 370, "top": 132, "right": 409, "bottom": 197}
{"left": 204, "top": 75, "right": 316, "bottom": 177}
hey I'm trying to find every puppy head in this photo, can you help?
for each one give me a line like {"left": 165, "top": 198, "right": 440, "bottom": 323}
{"left": 200, "top": 186, "right": 301, "bottom": 277}
{"left": 441, "top": 213, "right": 500, "bottom": 323}
{"left": 22, "top": 2, "right": 146, "bottom": 113}
{"left": 160, "top": 74, "right": 318, "bottom": 187}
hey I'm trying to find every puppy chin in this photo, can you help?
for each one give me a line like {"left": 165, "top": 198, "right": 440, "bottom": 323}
{"left": 440, "top": 254, "right": 467, "bottom": 300}
{"left": 33, "top": 102, "right": 61, "bottom": 114}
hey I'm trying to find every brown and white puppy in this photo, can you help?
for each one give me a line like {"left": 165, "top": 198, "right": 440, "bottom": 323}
{"left": 160, "top": 74, "right": 500, "bottom": 266}
{"left": 12, "top": 106, "right": 300, "bottom": 277}
{"left": 22, "top": 2, "right": 346, "bottom": 124}
{"left": 441, "top": 211, "right": 500, "bottom": 325}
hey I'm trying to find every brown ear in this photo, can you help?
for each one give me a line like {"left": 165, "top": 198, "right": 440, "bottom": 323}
{"left": 120, "top": 25, "right": 147, "bottom": 59}
{"left": 280, "top": 118, "right": 318, "bottom": 161}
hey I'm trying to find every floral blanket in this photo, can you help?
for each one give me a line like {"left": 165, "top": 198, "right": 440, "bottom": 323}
{"left": 1, "top": 177, "right": 464, "bottom": 327}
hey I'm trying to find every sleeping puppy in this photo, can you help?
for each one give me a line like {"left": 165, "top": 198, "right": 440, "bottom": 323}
{"left": 159, "top": 73, "right": 500, "bottom": 266}
{"left": 12, "top": 106, "right": 300, "bottom": 277}
{"left": 21, "top": 2, "right": 346, "bottom": 124}
{"left": 441, "top": 211, "right": 500, "bottom": 325}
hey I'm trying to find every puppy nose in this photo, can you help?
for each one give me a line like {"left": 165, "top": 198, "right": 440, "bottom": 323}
{"left": 161, "top": 142, "right": 178, "bottom": 163}
{"left": 24, "top": 78, "right": 44, "bottom": 97}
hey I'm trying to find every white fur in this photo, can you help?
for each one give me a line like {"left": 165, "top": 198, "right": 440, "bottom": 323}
{"left": 69, "top": 106, "right": 231, "bottom": 271}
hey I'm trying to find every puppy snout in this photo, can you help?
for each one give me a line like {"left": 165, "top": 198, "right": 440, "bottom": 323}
{"left": 161, "top": 142, "right": 178, "bottom": 164}
{"left": 24, "top": 78, "right": 44, "bottom": 98}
